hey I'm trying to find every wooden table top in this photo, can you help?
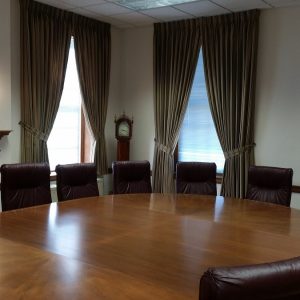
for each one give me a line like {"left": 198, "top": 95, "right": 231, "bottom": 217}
{"left": 1, "top": 193, "right": 300, "bottom": 299}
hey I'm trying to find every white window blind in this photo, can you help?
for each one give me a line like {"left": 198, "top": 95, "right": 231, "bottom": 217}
{"left": 47, "top": 38, "right": 81, "bottom": 170}
{"left": 178, "top": 51, "right": 225, "bottom": 173}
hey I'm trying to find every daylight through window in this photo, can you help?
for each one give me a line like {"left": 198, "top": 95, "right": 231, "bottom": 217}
{"left": 178, "top": 51, "right": 225, "bottom": 173}
{"left": 47, "top": 38, "right": 94, "bottom": 170}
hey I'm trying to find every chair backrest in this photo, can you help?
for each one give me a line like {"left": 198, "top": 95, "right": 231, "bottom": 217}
{"left": 112, "top": 160, "right": 152, "bottom": 194}
{"left": 176, "top": 162, "right": 217, "bottom": 195}
{"left": 0, "top": 163, "right": 52, "bottom": 211}
{"left": 55, "top": 163, "right": 99, "bottom": 201}
{"left": 246, "top": 165, "right": 293, "bottom": 207}
{"left": 199, "top": 256, "right": 300, "bottom": 300}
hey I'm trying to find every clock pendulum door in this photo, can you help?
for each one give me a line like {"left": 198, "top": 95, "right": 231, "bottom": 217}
{"left": 117, "top": 140, "right": 130, "bottom": 160}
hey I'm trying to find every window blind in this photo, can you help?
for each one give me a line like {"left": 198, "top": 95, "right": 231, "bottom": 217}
{"left": 178, "top": 51, "right": 225, "bottom": 173}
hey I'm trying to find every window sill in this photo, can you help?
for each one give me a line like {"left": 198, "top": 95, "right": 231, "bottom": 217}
{"left": 216, "top": 174, "right": 223, "bottom": 184}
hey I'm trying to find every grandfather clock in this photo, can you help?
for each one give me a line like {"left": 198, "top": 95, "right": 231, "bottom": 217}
{"left": 115, "top": 113, "right": 133, "bottom": 161}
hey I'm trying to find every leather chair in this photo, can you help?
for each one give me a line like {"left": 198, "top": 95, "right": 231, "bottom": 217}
{"left": 176, "top": 162, "right": 217, "bottom": 195}
{"left": 0, "top": 163, "right": 52, "bottom": 211}
{"left": 112, "top": 160, "right": 152, "bottom": 194}
{"left": 246, "top": 165, "right": 293, "bottom": 207}
{"left": 55, "top": 163, "right": 99, "bottom": 201}
{"left": 199, "top": 256, "right": 300, "bottom": 300}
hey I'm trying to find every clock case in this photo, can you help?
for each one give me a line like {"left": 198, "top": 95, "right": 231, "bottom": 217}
{"left": 115, "top": 114, "right": 133, "bottom": 141}
{"left": 115, "top": 114, "right": 133, "bottom": 161}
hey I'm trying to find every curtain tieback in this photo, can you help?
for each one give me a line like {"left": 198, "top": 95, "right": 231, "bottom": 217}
{"left": 154, "top": 139, "right": 172, "bottom": 155}
{"left": 224, "top": 143, "right": 256, "bottom": 160}
{"left": 19, "top": 121, "right": 49, "bottom": 142}
{"left": 94, "top": 130, "right": 105, "bottom": 141}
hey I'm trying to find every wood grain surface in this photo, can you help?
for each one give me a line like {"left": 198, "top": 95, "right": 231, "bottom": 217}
{"left": 1, "top": 193, "right": 300, "bottom": 299}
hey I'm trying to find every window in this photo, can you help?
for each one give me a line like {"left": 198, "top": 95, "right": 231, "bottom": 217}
{"left": 47, "top": 38, "right": 94, "bottom": 171}
{"left": 178, "top": 51, "right": 225, "bottom": 173}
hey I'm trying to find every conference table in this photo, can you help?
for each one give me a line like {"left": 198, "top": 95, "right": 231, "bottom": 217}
{"left": 1, "top": 193, "right": 300, "bottom": 299}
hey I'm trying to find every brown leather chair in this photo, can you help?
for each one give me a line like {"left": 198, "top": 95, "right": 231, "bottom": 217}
{"left": 112, "top": 160, "right": 152, "bottom": 194}
{"left": 246, "top": 165, "right": 293, "bottom": 207}
{"left": 0, "top": 163, "right": 52, "bottom": 211}
{"left": 199, "top": 256, "right": 300, "bottom": 300}
{"left": 176, "top": 162, "right": 217, "bottom": 195}
{"left": 55, "top": 163, "right": 99, "bottom": 201}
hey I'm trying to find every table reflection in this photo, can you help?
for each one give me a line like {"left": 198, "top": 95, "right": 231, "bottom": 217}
{"left": 46, "top": 202, "right": 82, "bottom": 258}
{"left": 214, "top": 197, "right": 224, "bottom": 222}
{"left": 149, "top": 194, "right": 176, "bottom": 213}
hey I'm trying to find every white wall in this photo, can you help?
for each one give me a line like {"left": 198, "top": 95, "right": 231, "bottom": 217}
{"left": 119, "top": 26, "right": 155, "bottom": 165}
{"left": 106, "top": 28, "right": 122, "bottom": 167}
{"left": 104, "top": 27, "right": 122, "bottom": 194}
{"left": 0, "top": 0, "right": 11, "bottom": 130}
{"left": 103, "top": 26, "right": 154, "bottom": 193}
{"left": 255, "top": 7, "right": 300, "bottom": 208}
{"left": 0, "top": 0, "right": 20, "bottom": 166}
{"left": 10, "top": 0, "right": 21, "bottom": 164}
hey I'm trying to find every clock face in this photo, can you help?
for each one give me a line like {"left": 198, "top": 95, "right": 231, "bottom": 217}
{"left": 118, "top": 121, "right": 130, "bottom": 137}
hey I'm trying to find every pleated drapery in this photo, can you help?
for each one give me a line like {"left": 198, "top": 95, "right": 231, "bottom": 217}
{"left": 19, "top": 0, "right": 111, "bottom": 174}
{"left": 201, "top": 10, "right": 260, "bottom": 198}
{"left": 73, "top": 16, "right": 110, "bottom": 176}
{"left": 152, "top": 20, "right": 201, "bottom": 193}
{"left": 152, "top": 10, "right": 260, "bottom": 195}
{"left": 19, "top": 0, "right": 71, "bottom": 163}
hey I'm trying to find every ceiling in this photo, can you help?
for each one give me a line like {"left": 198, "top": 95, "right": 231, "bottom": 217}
{"left": 35, "top": 0, "right": 300, "bottom": 28}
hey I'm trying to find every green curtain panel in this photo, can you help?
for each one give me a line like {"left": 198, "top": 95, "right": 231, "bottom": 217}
{"left": 19, "top": 0, "right": 72, "bottom": 163}
{"left": 73, "top": 16, "right": 111, "bottom": 176}
{"left": 153, "top": 20, "right": 201, "bottom": 193}
{"left": 201, "top": 10, "right": 260, "bottom": 198}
